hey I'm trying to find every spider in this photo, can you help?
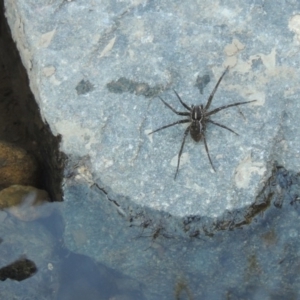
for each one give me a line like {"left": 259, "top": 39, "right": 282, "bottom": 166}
{"left": 149, "top": 67, "right": 256, "bottom": 179}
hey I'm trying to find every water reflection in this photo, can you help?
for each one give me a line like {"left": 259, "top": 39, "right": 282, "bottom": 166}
{"left": 0, "top": 199, "right": 145, "bottom": 299}
{"left": 1, "top": 165, "right": 300, "bottom": 299}
{"left": 59, "top": 165, "right": 300, "bottom": 299}
{"left": 57, "top": 250, "right": 144, "bottom": 300}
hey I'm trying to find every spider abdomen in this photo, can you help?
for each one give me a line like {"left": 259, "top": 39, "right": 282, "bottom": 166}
{"left": 190, "top": 105, "right": 205, "bottom": 141}
{"left": 190, "top": 120, "right": 204, "bottom": 142}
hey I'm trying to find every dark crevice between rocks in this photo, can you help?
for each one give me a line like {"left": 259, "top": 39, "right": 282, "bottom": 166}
{"left": 0, "top": 1, "right": 66, "bottom": 201}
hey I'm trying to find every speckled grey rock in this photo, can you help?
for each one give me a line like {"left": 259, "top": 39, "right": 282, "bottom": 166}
{"left": 4, "top": 0, "right": 300, "bottom": 298}
{"left": 5, "top": 0, "right": 297, "bottom": 219}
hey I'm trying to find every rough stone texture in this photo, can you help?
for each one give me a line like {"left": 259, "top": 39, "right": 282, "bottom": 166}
{"left": 4, "top": 0, "right": 300, "bottom": 299}
{"left": 5, "top": 0, "right": 300, "bottom": 219}
{"left": 3, "top": 0, "right": 275, "bottom": 219}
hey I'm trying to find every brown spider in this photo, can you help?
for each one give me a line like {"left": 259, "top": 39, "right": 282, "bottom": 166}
{"left": 149, "top": 67, "right": 256, "bottom": 179}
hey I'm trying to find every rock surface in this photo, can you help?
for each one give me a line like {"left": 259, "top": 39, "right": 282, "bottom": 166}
{"left": 4, "top": 0, "right": 300, "bottom": 298}
{"left": 3, "top": 0, "right": 274, "bottom": 219}
{"left": 4, "top": 0, "right": 300, "bottom": 223}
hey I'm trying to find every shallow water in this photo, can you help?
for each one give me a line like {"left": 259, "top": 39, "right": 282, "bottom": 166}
{"left": 1, "top": 166, "right": 300, "bottom": 299}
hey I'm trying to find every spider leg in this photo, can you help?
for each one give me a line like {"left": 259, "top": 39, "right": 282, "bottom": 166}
{"left": 173, "top": 90, "right": 191, "bottom": 111}
{"left": 207, "top": 119, "right": 239, "bottom": 135}
{"left": 174, "top": 125, "right": 190, "bottom": 179}
{"left": 158, "top": 96, "right": 190, "bottom": 116}
{"left": 202, "top": 133, "right": 216, "bottom": 172}
{"left": 207, "top": 100, "right": 256, "bottom": 116}
{"left": 148, "top": 119, "right": 190, "bottom": 135}
{"left": 205, "top": 67, "right": 229, "bottom": 110}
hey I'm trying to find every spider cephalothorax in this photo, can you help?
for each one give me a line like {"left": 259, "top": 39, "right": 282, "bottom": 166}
{"left": 149, "top": 67, "right": 256, "bottom": 179}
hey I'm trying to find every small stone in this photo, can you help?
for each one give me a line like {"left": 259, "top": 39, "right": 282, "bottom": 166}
{"left": 0, "top": 141, "right": 38, "bottom": 189}
{"left": 0, "top": 185, "right": 52, "bottom": 221}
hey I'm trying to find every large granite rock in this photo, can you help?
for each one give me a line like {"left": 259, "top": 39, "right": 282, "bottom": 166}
{"left": 3, "top": 0, "right": 278, "bottom": 219}
{"left": 4, "top": 0, "right": 300, "bottom": 298}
